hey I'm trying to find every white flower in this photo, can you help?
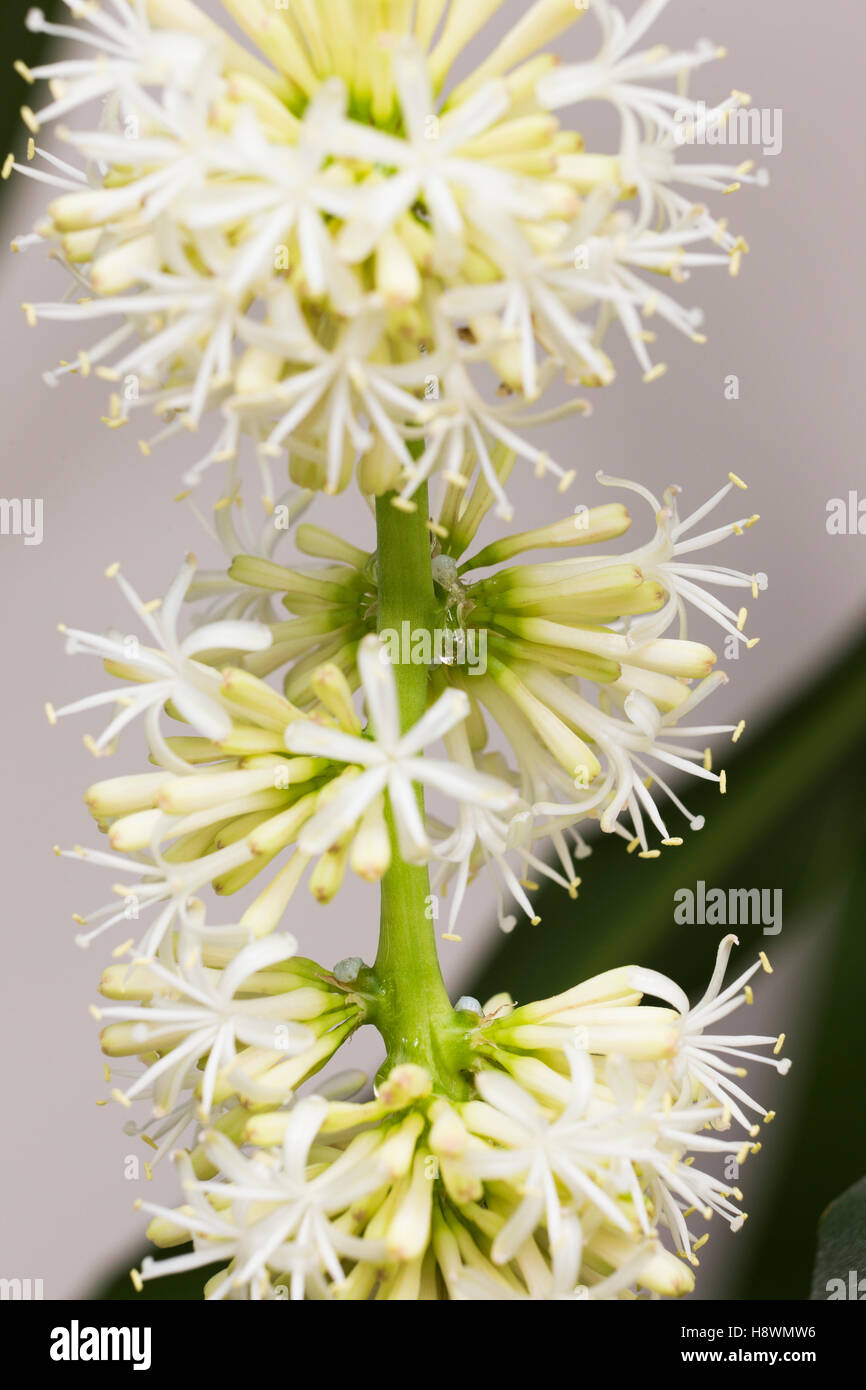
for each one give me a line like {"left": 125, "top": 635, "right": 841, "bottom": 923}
{"left": 138, "top": 1100, "right": 387, "bottom": 1300}
{"left": 238, "top": 295, "right": 431, "bottom": 495}
{"left": 619, "top": 114, "right": 768, "bottom": 237}
{"left": 11, "top": 0, "right": 764, "bottom": 509}
{"left": 451, "top": 1221, "right": 656, "bottom": 1301}
{"left": 431, "top": 721, "right": 578, "bottom": 935}
{"left": 328, "top": 41, "right": 549, "bottom": 273}
{"left": 464, "top": 1049, "right": 635, "bottom": 1263}
{"left": 491, "top": 661, "right": 730, "bottom": 854}
{"left": 399, "top": 338, "right": 585, "bottom": 517}
{"left": 48, "top": 557, "right": 271, "bottom": 767}
{"left": 597, "top": 470, "right": 764, "bottom": 648}
{"left": 219, "top": 475, "right": 764, "bottom": 877}
{"left": 125, "top": 942, "right": 788, "bottom": 1300}
{"left": 537, "top": 1, "right": 766, "bottom": 239}
{"left": 97, "top": 934, "right": 313, "bottom": 1119}
{"left": 590, "top": 1061, "right": 763, "bottom": 1257}
{"left": 554, "top": 209, "right": 728, "bottom": 378}
{"left": 537, "top": 0, "right": 724, "bottom": 136}
{"left": 36, "top": 71, "right": 229, "bottom": 243}
{"left": 118, "top": 1090, "right": 204, "bottom": 1169}
{"left": 627, "top": 933, "right": 791, "bottom": 1134}
{"left": 438, "top": 216, "right": 616, "bottom": 400}
{"left": 34, "top": 3, "right": 785, "bottom": 1306}
{"left": 468, "top": 938, "right": 790, "bottom": 1272}
{"left": 60, "top": 840, "right": 256, "bottom": 954}
{"left": 21, "top": 1, "right": 213, "bottom": 129}
{"left": 32, "top": 255, "right": 253, "bottom": 426}
{"left": 284, "top": 634, "right": 517, "bottom": 862}
{"left": 183, "top": 486, "right": 313, "bottom": 625}
{"left": 172, "top": 87, "right": 361, "bottom": 306}
{"left": 431, "top": 802, "right": 544, "bottom": 936}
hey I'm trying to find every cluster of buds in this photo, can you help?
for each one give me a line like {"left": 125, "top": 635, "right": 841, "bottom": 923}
{"left": 133, "top": 938, "right": 788, "bottom": 1300}
{"left": 11, "top": 0, "right": 764, "bottom": 510}
{"left": 51, "top": 468, "right": 760, "bottom": 943}
{"left": 96, "top": 928, "right": 366, "bottom": 1154}
{"left": 221, "top": 468, "right": 761, "bottom": 930}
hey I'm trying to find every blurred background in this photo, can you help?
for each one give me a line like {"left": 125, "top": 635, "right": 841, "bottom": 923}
{"left": 0, "top": 0, "right": 864, "bottom": 1299}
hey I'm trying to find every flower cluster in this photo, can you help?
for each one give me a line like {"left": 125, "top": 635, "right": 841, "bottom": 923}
{"left": 50, "top": 469, "right": 759, "bottom": 941}
{"left": 46, "top": 468, "right": 776, "bottom": 1302}
{"left": 29, "top": 0, "right": 784, "bottom": 1304}
{"left": 11, "top": 0, "right": 763, "bottom": 510}
{"left": 132, "top": 937, "right": 789, "bottom": 1300}
{"left": 96, "top": 927, "right": 365, "bottom": 1148}
{"left": 51, "top": 555, "right": 517, "bottom": 950}
{"left": 224, "top": 469, "right": 762, "bottom": 931}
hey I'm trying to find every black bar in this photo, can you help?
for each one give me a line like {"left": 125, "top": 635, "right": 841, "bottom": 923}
{"left": 0, "top": 1297, "right": 857, "bottom": 1374}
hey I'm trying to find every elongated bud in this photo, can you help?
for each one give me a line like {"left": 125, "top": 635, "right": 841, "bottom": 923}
{"left": 311, "top": 662, "right": 362, "bottom": 733}
{"left": 108, "top": 808, "right": 163, "bottom": 852}
{"left": 85, "top": 774, "right": 166, "bottom": 818}
{"left": 91, "top": 234, "right": 159, "bottom": 294}
{"left": 464, "top": 503, "right": 630, "bottom": 571}
{"left": 309, "top": 840, "right": 350, "bottom": 903}
{"left": 357, "top": 434, "right": 403, "bottom": 496}
{"left": 379, "top": 1113, "right": 426, "bottom": 1179}
{"left": 240, "top": 850, "right": 312, "bottom": 936}
{"left": 375, "top": 230, "right": 422, "bottom": 305}
{"left": 220, "top": 667, "right": 300, "bottom": 729}
{"left": 295, "top": 525, "right": 370, "bottom": 570}
{"left": 487, "top": 659, "right": 601, "bottom": 782}
{"left": 446, "top": 0, "right": 586, "bottom": 100}
{"left": 386, "top": 1150, "right": 434, "bottom": 1261}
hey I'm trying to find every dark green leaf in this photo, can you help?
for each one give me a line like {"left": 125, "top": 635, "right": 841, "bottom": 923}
{"left": 740, "top": 863, "right": 866, "bottom": 1299}
{"left": 0, "top": 3, "right": 62, "bottom": 188}
{"left": 810, "top": 1176, "right": 866, "bottom": 1301}
{"left": 90, "top": 1247, "right": 216, "bottom": 1302}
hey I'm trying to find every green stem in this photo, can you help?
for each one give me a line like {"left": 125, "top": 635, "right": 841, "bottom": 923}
{"left": 371, "top": 487, "right": 469, "bottom": 1098}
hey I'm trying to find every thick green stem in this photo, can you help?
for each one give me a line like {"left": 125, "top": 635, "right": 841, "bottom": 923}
{"left": 372, "top": 488, "right": 469, "bottom": 1098}
{"left": 374, "top": 486, "right": 438, "bottom": 731}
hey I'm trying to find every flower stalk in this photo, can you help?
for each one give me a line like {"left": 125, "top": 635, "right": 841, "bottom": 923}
{"left": 373, "top": 486, "right": 469, "bottom": 1097}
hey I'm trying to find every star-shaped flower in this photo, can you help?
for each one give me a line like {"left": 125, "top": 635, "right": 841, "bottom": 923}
{"left": 284, "top": 634, "right": 517, "bottom": 862}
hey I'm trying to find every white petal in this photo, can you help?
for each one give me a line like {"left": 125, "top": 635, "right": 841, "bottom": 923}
{"left": 235, "top": 1018, "right": 313, "bottom": 1053}
{"left": 298, "top": 766, "right": 388, "bottom": 854}
{"left": 218, "top": 933, "right": 299, "bottom": 1000}
{"left": 282, "top": 1096, "right": 329, "bottom": 1182}
{"left": 396, "top": 688, "right": 469, "bottom": 757}
{"left": 284, "top": 721, "right": 379, "bottom": 766}
{"left": 169, "top": 682, "right": 233, "bottom": 742}
{"left": 404, "top": 757, "right": 517, "bottom": 811}
{"left": 475, "top": 1069, "right": 541, "bottom": 1130}
{"left": 386, "top": 770, "right": 430, "bottom": 862}
{"left": 358, "top": 636, "right": 401, "bottom": 750}
{"left": 491, "top": 1189, "right": 545, "bottom": 1265}
{"left": 182, "top": 621, "right": 273, "bottom": 656}
{"left": 624, "top": 689, "right": 662, "bottom": 739}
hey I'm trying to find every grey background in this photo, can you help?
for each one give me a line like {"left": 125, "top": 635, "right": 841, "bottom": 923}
{"left": 0, "top": 0, "right": 863, "bottom": 1296}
